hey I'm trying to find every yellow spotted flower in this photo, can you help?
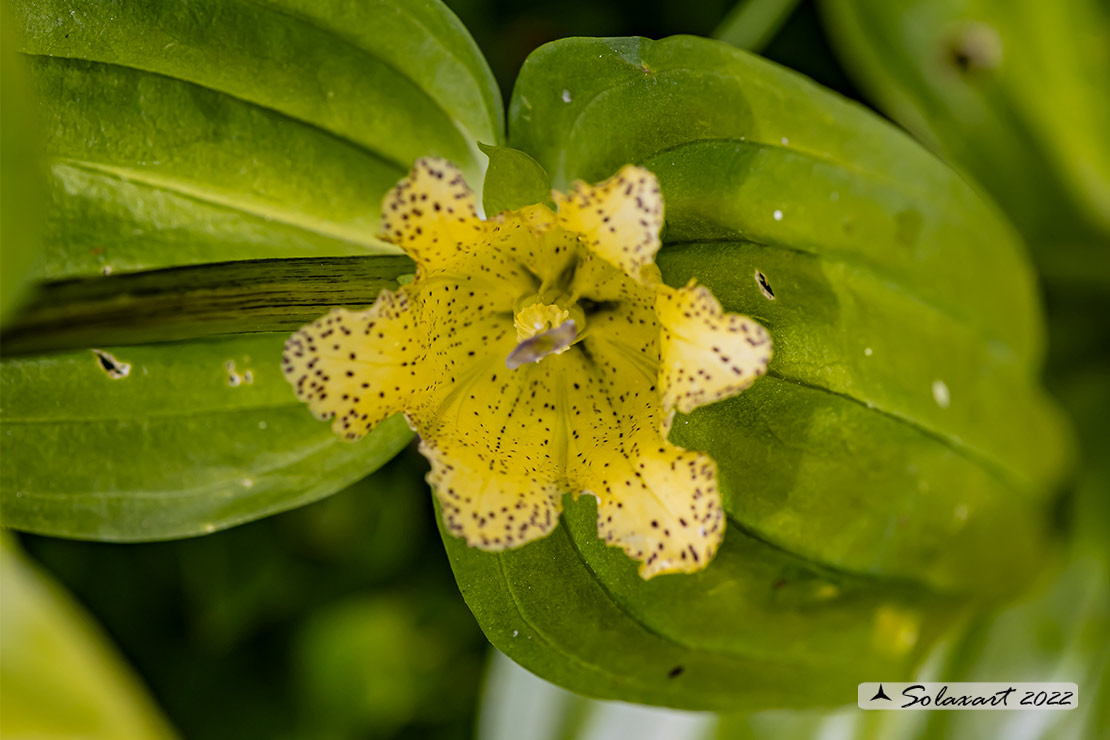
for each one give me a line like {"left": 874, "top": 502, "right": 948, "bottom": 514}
{"left": 282, "top": 159, "right": 772, "bottom": 578}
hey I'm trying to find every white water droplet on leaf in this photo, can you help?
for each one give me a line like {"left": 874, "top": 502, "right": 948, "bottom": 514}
{"left": 932, "top": 379, "right": 950, "bottom": 408}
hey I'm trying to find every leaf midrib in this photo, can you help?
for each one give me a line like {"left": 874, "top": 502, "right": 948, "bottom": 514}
{"left": 763, "top": 369, "right": 1031, "bottom": 497}
{"left": 54, "top": 158, "right": 398, "bottom": 251}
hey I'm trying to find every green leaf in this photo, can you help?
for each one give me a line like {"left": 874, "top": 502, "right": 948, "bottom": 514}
{"left": 716, "top": 486, "right": 1110, "bottom": 739}
{"left": 714, "top": 0, "right": 802, "bottom": 52}
{"left": 509, "top": 36, "right": 1042, "bottom": 362}
{"left": 0, "top": 302, "right": 416, "bottom": 539}
{"left": 1, "top": 256, "right": 414, "bottom": 539}
{"left": 479, "top": 143, "right": 553, "bottom": 216}
{"left": 445, "top": 494, "right": 963, "bottom": 711}
{"left": 0, "top": 534, "right": 177, "bottom": 739}
{"left": 442, "top": 35, "right": 1072, "bottom": 709}
{"left": 1, "top": 0, "right": 490, "bottom": 537}
{"left": 0, "top": 9, "right": 46, "bottom": 325}
{"left": 8, "top": 0, "right": 501, "bottom": 279}
{"left": 819, "top": 0, "right": 1110, "bottom": 288}
{"left": 657, "top": 242, "right": 1065, "bottom": 589}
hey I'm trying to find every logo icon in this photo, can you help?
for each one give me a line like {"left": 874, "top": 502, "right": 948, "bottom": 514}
{"left": 870, "top": 684, "right": 892, "bottom": 702}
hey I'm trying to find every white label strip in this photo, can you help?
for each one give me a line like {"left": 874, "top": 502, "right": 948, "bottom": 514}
{"left": 858, "top": 683, "right": 1078, "bottom": 710}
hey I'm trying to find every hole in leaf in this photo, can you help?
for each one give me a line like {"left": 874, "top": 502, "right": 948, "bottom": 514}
{"left": 92, "top": 349, "right": 131, "bottom": 379}
{"left": 755, "top": 270, "right": 776, "bottom": 300}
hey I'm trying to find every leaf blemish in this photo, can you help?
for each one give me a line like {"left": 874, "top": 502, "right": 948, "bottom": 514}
{"left": 932, "top": 379, "right": 951, "bottom": 408}
{"left": 92, "top": 349, "right": 131, "bottom": 379}
{"left": 755, "top": 270, "right": 775, "bottom": 300}
{"left": 945, "top": 22, "right": 1003, "bottom": 75}
{"left": 668, "top": 665, "right": 684, "bottom": 678}
{"left": 225, "top": 360, "right": 243, "bottom": 387}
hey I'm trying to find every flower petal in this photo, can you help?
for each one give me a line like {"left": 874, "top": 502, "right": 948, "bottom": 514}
{"left": 424, "top": 436, "right": 563, "bottom": 550}
{"left": 553, "top": 338, "right": 723, "bottom": 578}
{"left": 555, "top": 165, "right": 663, "bottom": 282}
{"left": 382, "top": 157, "right": 487, "bottom": 272}
{"left": 656, "top": 282, "right": 772, "bottom": 418}
{"left": 584, "top": 437, "right": 725, "bottom": 579}
{"left": 281, "top": 287, "right": 422, "bottom": 440}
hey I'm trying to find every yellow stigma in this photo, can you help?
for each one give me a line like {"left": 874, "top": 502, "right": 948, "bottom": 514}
{"left": 508, "top": 301, "right": 580, "bottom": 370}
{"left": 514, "top": 302, "right": 571, "bottom": 342}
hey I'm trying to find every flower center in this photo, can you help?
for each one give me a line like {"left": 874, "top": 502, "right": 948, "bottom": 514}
{"left": 506, "top": 298, "right": 585, "bottom": 369}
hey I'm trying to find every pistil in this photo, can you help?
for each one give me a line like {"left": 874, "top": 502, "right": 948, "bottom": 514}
{"left": 507, "top": 296, "right": 586, "bottom": 369}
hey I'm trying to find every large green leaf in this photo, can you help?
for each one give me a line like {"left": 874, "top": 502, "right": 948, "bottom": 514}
{"left": 444, "top": 35, "right": 1072, "bottom": 708}
{"left": 470, "top": 371, "right": 1109, "bottom": 735}
{"left": 445, "top": 495, "right": 962, "bottom": 710}
{"left": 509, "top": 36, "right": 1041, "bottom": 362}
{"left": 8, "top": 0, "right": 502, "bottom": 279}
{"left": 819, "top": 0, "right": 1110, "bottom": 288}
{"left": 1, "top": 0, "right": 496, "bottom": 537}
{"left": 0, "top": 330, "right": 412, "bottom": 540}
{"left": 0, "top": 534, "right": 177, "bottom": 739}
{"left": 0, "top": 256, "right": 415, "bottom": 539}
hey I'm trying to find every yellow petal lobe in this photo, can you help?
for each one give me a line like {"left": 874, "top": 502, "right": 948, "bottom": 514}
{"left": 381, "top": 157, "right": 487, "bottom": 272}
{"left": 555, "top": 165, "right": 663, "bottom": 282}
{"left": 281, "top": 288, "right": 421, "bottom": 440}
{"left": 423, "top": 436, "right": 563, "bottom": 550}
{"left": 415, "top": 351, "right": 568, "bottom": 551}
{"left": 656, "top": 282, "right": 773, "bottom": 417}
{"left": 587, "top": 442, "right": 724, "bottom": 579}
{"left": 557, "top": 332, "right": 726, "bottom": 579}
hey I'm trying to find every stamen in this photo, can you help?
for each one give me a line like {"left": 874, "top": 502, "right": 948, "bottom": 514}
{"left": 506, "top": 319, "right": 577, "bottom": 369}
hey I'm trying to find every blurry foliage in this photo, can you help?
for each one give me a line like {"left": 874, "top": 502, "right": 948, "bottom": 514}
{"left": 821, "top": 0, "right": 1110, "bottom": 288}
{"left": 0, "top": 5, "right": 46, "bottom": 325}
{"left": 714, "top": 0, "right": 802, "bottom": 53}
{"left": 0, "top": 534, "right": 176, "bottom": 740}
{"left": 19, "top": 448, "right": 488, "bottom": 740}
